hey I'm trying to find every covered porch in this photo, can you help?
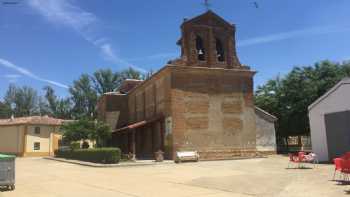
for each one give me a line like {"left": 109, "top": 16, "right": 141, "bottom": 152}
{"left": 111, "top": 116, "right": 165, "bottom": 160}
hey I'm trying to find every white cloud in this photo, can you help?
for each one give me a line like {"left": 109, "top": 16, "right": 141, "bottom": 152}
{"left": 28, "top": 0, "right": 147, "bottom": 73}
{"left": 0, "top": 58, "right": 69, "bottom": 88}
{"left": 100, "top": 43, "right": 148, "bottom": 73}
{"left": 237, "top": 25, "right": 350, "bottom": 47}
{"left": 28, "top": 0, "right": 97, "bottom": 31}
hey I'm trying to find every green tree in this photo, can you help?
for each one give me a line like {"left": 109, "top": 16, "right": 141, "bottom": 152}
{"left": 68, "top": 67, "right": 145, "bottom": 119}
{"left": 4, "top": 84, "right": 41, "bottom": 117}
{"left": 43, "top": 86, "right": 72, "bottom": 119}
{"left": 60, "top": 119, "right": 111, "bottom": 147}
{"left": 44, "top": 86, "right": 58, "bottom": 115}
{"left": 92, "top": 69, "right": 121, "bottom": 95}
{"left": 69, "top": 74, "right": 98, "bottom": 119}
{"left": 90, "top": 120, "right": 112, "bottom": 147}
{"left": 55, "top": 99, "right": 72, "bottom": 119}
{"left": 61, "top": 119, "right": 93, "bottom": 142}
{"left": 120, "top": 67, "right": 145, "bottom": 80}
{"left": 38, "top": 96, "right": 51, "bottom": 116}
{"left": 255, "top": 60, "right": 350, "bottom": 139}
{"left": 0, "top": 101, "right": 11, "bottom": 118}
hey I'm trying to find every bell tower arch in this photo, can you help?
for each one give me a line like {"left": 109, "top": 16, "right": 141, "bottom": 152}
{"left": 177, "top": 10, "right": 242, "bottom": 69}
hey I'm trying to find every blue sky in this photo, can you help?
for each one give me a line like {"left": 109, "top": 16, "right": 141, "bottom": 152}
{"left": 1, "top": 0, "right": 350, "bottom": 99}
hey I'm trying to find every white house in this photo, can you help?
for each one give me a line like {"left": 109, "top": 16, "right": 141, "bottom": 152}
{"left": 308, "top": 78, "right": 350, "bottom": 162}
{"left": 255, "top": 107, "right": 277, "bottom": 154}
{"left": 0, "top": 116, "right": 65, "bottom": 157}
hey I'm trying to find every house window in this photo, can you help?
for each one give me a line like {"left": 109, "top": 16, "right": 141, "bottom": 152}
{"left": 34, "top": 142, "right": 40, "bottom": 150}
{"left": 195, "top": 35, "right": 205, "bottom": 61}
{"left": 34, "top": 126, "right": 40, "bottom": 134}
{"left": 216, "top": 38, "right": 225, "bottom": 62}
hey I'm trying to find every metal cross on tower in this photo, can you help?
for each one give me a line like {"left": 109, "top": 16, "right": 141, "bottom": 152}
{"left": 203, "top": 0, "right": 211, "bottom": 11}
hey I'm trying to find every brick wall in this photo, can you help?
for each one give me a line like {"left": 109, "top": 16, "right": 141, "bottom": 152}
{"left": 127, "top": 68, "right": 173, "bottom": 158}
{"left": 127, "top": 68, "right": 172, "bottom": 123}
{"left": 97, "top": 94, "right": 128, "bottom": 129}
{"left": 170, "top": 66, "right": 257, "bottom": 160}
{"left": 179, "top": 11, "right": 241, "bottom": 69}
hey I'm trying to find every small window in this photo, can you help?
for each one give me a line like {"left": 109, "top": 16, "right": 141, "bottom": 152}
{"left": 216, "top": 38, "right": 225, "bottom": 62}
{"left": 196, "top": 35, "right": 205, "bottom": 61}
{"left": 34, "top": 127, "right": 40, "bottom": 134}
{"left": 34, "top": 142, "right": 40, "bottom": 150}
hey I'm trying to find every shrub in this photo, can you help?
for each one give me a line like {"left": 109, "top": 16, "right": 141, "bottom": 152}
{"left": 70, "top": 142, "right": 81, "bottom": 150}
{"left": 55, "top": 148, "right": 121, "bottom": 164}
{"left": 81, "top": 141, "right": 90, "bottom": 149}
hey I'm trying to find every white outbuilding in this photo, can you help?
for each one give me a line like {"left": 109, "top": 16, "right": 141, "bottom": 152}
{"left": 308, "top": 78, "right": 350, "bottom": 162}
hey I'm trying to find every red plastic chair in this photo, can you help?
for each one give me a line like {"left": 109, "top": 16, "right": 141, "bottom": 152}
{"left": 298, "top": 152, "right": 306, "bottom": 162}
{"left": 288, "top": 151, "right": 316, "bottom": 169}
{"left": 289, "top": 154, "right": 295, "bottom": 161}
{"left": 341, "top": 159, "right": 350, "bottom": 181}
{"left": 333, "top": 158, "right": 344, "bottom": 180}
{"left": 342, "top": 152, "right": 350, "bottom": 160}
{"left": 288, "top": 153, "right": 301, "bottom": 168}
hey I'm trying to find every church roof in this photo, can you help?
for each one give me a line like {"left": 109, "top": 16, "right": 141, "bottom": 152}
{"left": 117, "top": 79, "right": 143, "bottom": 94}
{"left": 181, "top": 10, "right": 233, "bottom": 28}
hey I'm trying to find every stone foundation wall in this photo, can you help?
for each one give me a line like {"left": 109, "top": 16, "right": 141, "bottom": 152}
{"left": 257, "top": 150, "right": 277, "bottom": 156}
{"left": 198, "top": 148, "right": 257, "bottom": 160}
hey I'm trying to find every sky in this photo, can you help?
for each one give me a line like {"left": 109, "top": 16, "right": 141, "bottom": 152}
{"left": 1, "top": 0, "right": 350, "bottom": 99}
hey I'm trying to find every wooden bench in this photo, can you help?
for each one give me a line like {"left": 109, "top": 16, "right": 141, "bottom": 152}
{"left": 175, "top": 151, "right": 199, "bottom": 163}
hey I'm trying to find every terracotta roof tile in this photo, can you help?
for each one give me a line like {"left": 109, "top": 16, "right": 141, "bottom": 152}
{"left": 0, "top": 116, "right": 68, "bottom": 126}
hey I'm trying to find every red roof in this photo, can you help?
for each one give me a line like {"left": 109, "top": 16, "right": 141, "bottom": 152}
{"left": 118, "top": 79, "right": 143, "bottom": 93}
{"left": 0, "top": 116, "right": 68, "bottom": 126}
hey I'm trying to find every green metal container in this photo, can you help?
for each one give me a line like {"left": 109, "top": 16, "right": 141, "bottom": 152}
{"left": 0, "top": 154, "right": 15, "bottom": 190}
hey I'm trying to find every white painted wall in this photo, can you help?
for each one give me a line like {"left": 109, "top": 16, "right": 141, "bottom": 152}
{"left": 309, "top": 82, "right": 350, "bottom": 161}
{"left": 255, "top": 114, "right": 276, "bottom": 152}
{"left": 26, "top": 125, "right": 53, "bottom": 153}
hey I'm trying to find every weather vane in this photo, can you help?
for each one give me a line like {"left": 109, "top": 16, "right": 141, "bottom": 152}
{"left": 203, "top": 0, "right": 211, "bottom": 11}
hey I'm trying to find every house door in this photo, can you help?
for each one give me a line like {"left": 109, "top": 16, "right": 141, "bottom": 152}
{"left": 324, "top": 110, "right": 350, "bottom": 160}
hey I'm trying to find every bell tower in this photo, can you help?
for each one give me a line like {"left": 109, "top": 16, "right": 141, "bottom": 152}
{"left": 176, "top": 10, "right": 242, "bottom": 69}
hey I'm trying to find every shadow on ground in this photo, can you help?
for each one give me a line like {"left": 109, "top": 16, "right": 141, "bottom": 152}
{"left": 285, "top": 167, "right": 313, "bottom": 170}
{"left": 0, "top": 187, "right": 12, "bottom": 192}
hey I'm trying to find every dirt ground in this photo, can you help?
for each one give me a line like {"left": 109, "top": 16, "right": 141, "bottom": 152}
{"left": 0, "top": 155, "right": 348, "bottom": 197}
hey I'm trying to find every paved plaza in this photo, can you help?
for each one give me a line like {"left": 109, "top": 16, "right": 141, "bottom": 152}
{"left": 1, "top": 155, "right": 348, "bottom": 197}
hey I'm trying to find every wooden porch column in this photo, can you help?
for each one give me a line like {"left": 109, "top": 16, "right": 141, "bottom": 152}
{"left": 151, "top": 124, "right": 155, "bottom": 153}
{"left": 160, "top": 120, "right": 165, "bottom": 150}
{"left": 124, "top": 132, "right": 129, "bottom": 154}
{"left": 131, "top": 129, "right": 136, "bottom": 156}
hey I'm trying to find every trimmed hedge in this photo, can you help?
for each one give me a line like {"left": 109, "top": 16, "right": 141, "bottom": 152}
{"left": 55, "top": 148, "right": 121, "bottom": 164}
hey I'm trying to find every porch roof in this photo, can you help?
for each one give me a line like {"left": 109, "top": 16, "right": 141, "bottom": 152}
{"left": 113, "top": 115, "right": 164, "bottom": 133}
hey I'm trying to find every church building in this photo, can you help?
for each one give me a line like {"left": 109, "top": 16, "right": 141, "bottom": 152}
{"left": 97, "top": 10, "right": 268, "bottom": 160}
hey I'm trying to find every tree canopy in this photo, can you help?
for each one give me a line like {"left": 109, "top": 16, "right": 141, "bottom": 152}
{"left": 43, "top": 86, "right": 72, "bottom": 119}
{"left": 69, "top": 67, "right": 144, "bottom": 119}
{"left": 69, "top": 74, "right": 98, "bottom": 119}
{"left": 255, "top": 60, "right": 350, "bottom": 138}
{"left": 0, "top": 67, "right": 145, "bottom": 119}
{"left": 60, "top": 119, "right": 111, "bottom": 147}
{"left": 3, "top": 84, "right": 43, "bottom": 117}
{"left": 92, "top": 69, "right": 121, "bottom": 95}
{"left": 0, "top": 101, "right": 11, "bottom": 118}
